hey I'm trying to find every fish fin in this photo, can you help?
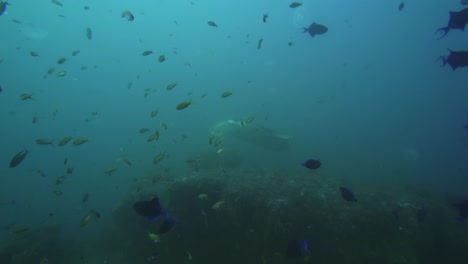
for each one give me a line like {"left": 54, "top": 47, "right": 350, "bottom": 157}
{"left": 302, "top": 27, "right": 308, "bottom": 33}
{"left": 435, "top": 27, "right": 450, "bottom": 39}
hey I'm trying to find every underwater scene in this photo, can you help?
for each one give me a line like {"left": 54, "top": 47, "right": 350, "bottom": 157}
{"left": 1, "top": 0, "right": 468, "bottom": 263}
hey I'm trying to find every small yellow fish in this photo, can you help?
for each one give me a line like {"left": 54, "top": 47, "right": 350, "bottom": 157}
{"left": 12, "top": 226, "right": 30, "bottom": 234}
{"left": 19, "top": 93, "right": 33, "bottom": 100}
{"left": 147, "top": 131, "right": 160, "bottom": 142}
{"left": 123, "top": 158, "right": 132, "bottom": 166}
{"left": 176, "top": 100, "right": 192, "bottom": 110}
{"left": 153, "top": 152, "right": 167, "bottom": 165}
{"left": 150, "top": 110, "right": 159, "bottom": 118}
{"left": 104, "top": 167, "right": 117, "bottom": 174}
{"left": 80, "top": 212, "right": 94, "bottom": 228}
{"left": 47, "top": 67, "right": 55, "bottom": 74}
{"left": 158, "top": 55, "right": 166, "bottom": 62}
{"left": 216, "top": 148, "right": 223, "bottom": 155}
{"left": 35, "top": 139, "right": 54, "bottom": 145}
{"left": 166, "top": 82, "right": 177, "bottom": 90}
{"left": 57, "top": 70, "right": 67, "bottom": 77}
{"left": 72, "top": 138, "right": 89, "bottom": 146}
{"left": 58, "top": 136, "right": 72, "bottom": 146}
{"left": 198, "top": 193, "right": 208, "bottom": 200}
{"left": 214, "top": 136, "right": 224, "bottom": 147}
{"left": 148, "top": 232, "right": 160, "bottom": 243}
{"left": 212, "top": 200, "right": 225, "bottom": 209}
{"left": 121, "top": 10, "right": 135, "bottom": 21}
{"left": 221, "top": 91, "right": 233, "bottom": 98}
{"left": 57, "top": 57, "right": 67, "bottom": 64}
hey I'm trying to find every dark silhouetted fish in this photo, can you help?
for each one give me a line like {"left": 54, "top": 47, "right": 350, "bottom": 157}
{"left": 441, "top": 49, "right": 468, "bottom": 71}
{"left": 454, "top": 200, "right": 468, "bottom": 222}
{"left": 0, "top": 1, "right": 9, "bottom": 16}
{"left": 339, "top": 187, "right": 357, "bottom": 202}
{"left": 0, "top": 84, "right": 3, "bottom": 93}
{"left": 436, "top": 8, "right": 468, "bottom": 39}
{"left": 158, "top": 218, "right": 176, "bottom": 234}
{"left": 134, "top": 196, "right": 177, "bottom": 233}
{"left": 133, "top": 197, "right": 167, "bottom": 220}
{"left": 9, "top": 149, "right": 28, "bottom": 168}
{"left": 286, "top": 239, "right": 310, "bottom": 257}
{"left": 303, "top": 22, "right": 328, "bottom": 37}
{"left": 464, "top": 124, "right": 468, "bottom": 130}
{"left": 301, "top": 159, "right": 321, "bottom": 170}
{"left": 86, "top": 27, "right": 92, "bottom": 40}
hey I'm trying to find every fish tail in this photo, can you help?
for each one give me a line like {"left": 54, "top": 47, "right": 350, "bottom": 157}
{"left": 440, "top": 56, "right": 447, "bottom": 67}
{"left": 302, "top": 27, "right": 308, "bottom": 33}
{"left": 435, "top": 27, "right": 449, "bottom": 39}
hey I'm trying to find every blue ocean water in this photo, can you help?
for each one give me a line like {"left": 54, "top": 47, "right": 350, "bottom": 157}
{"left": 1, "top": 0, "right": 468, "bottom": 263}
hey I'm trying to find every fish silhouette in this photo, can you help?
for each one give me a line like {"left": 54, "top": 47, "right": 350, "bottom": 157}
{"left": 436, "top": 8, "right": 468, "bottom": 39}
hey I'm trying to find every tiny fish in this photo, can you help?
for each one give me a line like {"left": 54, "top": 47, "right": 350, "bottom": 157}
{"left": 160, "top": 121, "right": 168, "bottom": 130}
{"left": 56, "top": 70, "right": 67, "bottom": 77}
{"left": 86, "top": 27, "right": 92, "bottom": 40}
{"left": 35, "top": 139, "right": 54, "bottom": 145}
{"left": 142, "top": 50, "right": 153, "bottom": 56}
{"left": 139, "top": 128, "right": 149, "bottom": 134}
{"left": 82, "top": 193, "right": 89, "bottom": 204}
{"left": 398, "top": 2, "right": 404, "bottom": 11}
{"left": 207, "top": 21, "right": 218, "bottom": 27}
{"left": 221, "top": 91, "right": 233, "bottom": 98}
{"left": 198, "top": 193, "right": 208, "bottom": 200}
{"left": 150, "top": 110, "right": 159, "bottom": 118}
{"left": 55, "top": 176, "right": 65, "bottom": 185}
{"left": 72, "top": 138, "right": 89, "bottom": 146}
{"left": 104, "top": 167, "right": 117, "bottom": 174}
{"left": 212, "top": 200, "right": 224, "bottom": 209}
{"left": 58, "top": 136, "right": 72, "bottom": 146}
{"left": 72, "top": 50, "right": 80, "bottom": 56}
{"left": 51, "top": 0, "right": 63, "bottom": 7}
{"left": 301, "top": 159, "right": 321, "bottom": 170}
{"left": 30, "top": 51, "right": 40, "bottom": 57}
{"left": 9, "top": 149, "right": 28, "bottom": 168}
{"left": 158, "top": 55, "right": 166, "bottom": 62}
{"left": 19, "top": 93, "right": 33, "bottom": 100}
{"left": 80, "top": 212, "right": 94, "bottom": 228}
{"left": 166, "top": 82, "right": 177, "bottom": 90}
{"left": 176, "top": 100, "right": 192, "bottom": 110}
{"left": 257, "top": 37, "right": 263, "bottom": 49}
{"left": 263, "top": 13, "right": 269, "bottom": 23}
{"left": 339, "top": 187, "right": 357, "bottom": 202}
{"left": 289, "top": 2, "right": 302, "bottom": 8}
{"left": 121, "top": 10, "right": 135, "bottom": 21}
{"left": 57, "top": 57, "right": 66, "bottom": 64}
{"left": 303, "top": 22, "right": 328, "bottom": 37}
